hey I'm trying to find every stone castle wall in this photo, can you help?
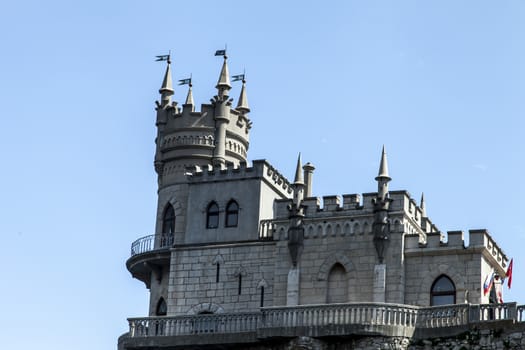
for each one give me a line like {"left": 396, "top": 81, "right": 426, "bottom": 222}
{"left": 168, "top": 241, "right": 276, "bottom": 315}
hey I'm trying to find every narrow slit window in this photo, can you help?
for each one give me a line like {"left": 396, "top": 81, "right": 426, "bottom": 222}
{"left": 260, "top": 286, "right": 265, "bottom": 307}
{"left": 238, "top": 275, "right": 242, "bottom": 295}
{"left": 216, "top": 264, "right": 220, "bottom": 283}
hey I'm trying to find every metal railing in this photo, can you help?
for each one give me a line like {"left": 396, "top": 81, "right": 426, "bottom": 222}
{"left": 130, "top": 232, "right": 174, "bottom": 256}
{"left": 127, "top": 302, "right": 525, "bottom": 339}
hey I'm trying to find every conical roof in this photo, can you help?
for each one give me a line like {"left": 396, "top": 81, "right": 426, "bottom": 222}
{"left": 236, "top": 81, "right": 250, "bottom": 113}
{"left": 420, "top": 193, "right": 427, "bottom": 217}
{"left": 216, "top": 57, "right": 231, "bottom": 90}
{"left": 185, "top": 84, "right": 194, "bottom": 105}
{"left": 375, "top": 145, "right": 391, "bottom": 181}
{"left": 294, "top": 153, "right": 304, "bottom": 185}
{"left": 159, "top": 62, "right": 174, "bottom": 95}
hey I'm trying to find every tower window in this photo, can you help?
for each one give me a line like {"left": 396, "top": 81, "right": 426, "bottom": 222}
{"left": 156, "top": 297, "right": 167, "bottom": 316}
{"left": 206, "top": 202, "right": 219, "bottom": 229}
{"left": 225, "top": 200, "right": 239, "bottom": 227}
{"left": 161, "top": 204, "right": 175, "bottom": 247}
{"left": 216, "top": 264, "right": 220, "bottom": 283}
{"left": 162, "top": 204, "right": 175, "bottom": 234}
{"left": 260, "top": 286, "right": 265, "bottom": 307}
{"left": 430, "top": 275, "right": 456, "bottom": 306}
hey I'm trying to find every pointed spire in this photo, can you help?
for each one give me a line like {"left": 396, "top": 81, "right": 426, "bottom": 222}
{"left": 294, "top": 153, "right": 304, "bottom": 185}
{"left": 159, "top": 60, "right": 174, "bottom": 96}
{"left": 185, "top": 83, "right": 194, "bottom": 105}
{"left": 420, "top": 193, "right": 427, "bottom": 217}
{"left": 236, "top": 79, "right": 250, "bottom": 113}
{"left": 216, "top": 56, "right": 231, "bottom": 96}
{"left": 375, "top": 145, "right": 391, "bottom": 181}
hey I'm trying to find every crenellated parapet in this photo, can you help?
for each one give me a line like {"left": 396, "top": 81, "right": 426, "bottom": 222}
{"left": 269, "top": 188, "right": 444, "bottom": 247}
{"left": 153, "top": 55, "right": 253, "bottom": 187}
{"left": 405, "top": 229, "right": 508, "bottom": 273}
{"left": 186, "top": 159, "right": 293, "bottom": 196}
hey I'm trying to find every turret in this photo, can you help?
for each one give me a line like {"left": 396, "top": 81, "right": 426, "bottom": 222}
{"left": 183, "top": 82, "right": 195, "bottom": 112}
{"left": 159, "top": 58, "right": 174, "bottom": 108}
{"left": 236, "top": 78, "right": 250, "bottom": 114}
{"left": 288, "top": 153, "right": 305, "bottom": 268}
{"left": 154, "top": 57, "right": 176, "bottom": 180}
{"left": 375, "top": 145, "right": 391, "bottom": 201}
{"left": 293, "top": 153, "right": 305, "bottom": 206}
{"left": 216, "top": 54, "right": 232, "bottom": 98}
{"left": 420, "top": 193, "right": 427, "bottom": 217}
{"left": 372, "top": 146, "right": 392, "bottom": 264}
{"left": 211, "top": 55, "right": 233, "bottom": 167}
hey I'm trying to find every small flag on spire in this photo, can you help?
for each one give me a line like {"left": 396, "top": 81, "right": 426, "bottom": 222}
{"left": 506, "top": 258, "right": 513, "bottom": 288}
{"left": 178, "top": 78, "right": 192, "bottom": 85}
{"left": 155, "top": 54, "right": 170, "bottom": 62}
{"left": 215, "top": 49, "right": 226, "bottom": 56}
{"left": 232, "top": 74, "right": 245, "bottom": 82}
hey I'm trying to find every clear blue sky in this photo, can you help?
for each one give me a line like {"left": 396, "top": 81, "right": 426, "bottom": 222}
{"left": 1, "top": 1, "right": 524, "bottom": 349}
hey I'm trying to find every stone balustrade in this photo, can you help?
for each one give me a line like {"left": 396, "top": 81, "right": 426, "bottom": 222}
{"left": 127, "top": 302, "right": 524, "bottom": 339}
{"left": 129, "top": 312, "right": 259, "bottom": 337}
{"left": 258, "top": 220, "right": 274, "bottom": 240}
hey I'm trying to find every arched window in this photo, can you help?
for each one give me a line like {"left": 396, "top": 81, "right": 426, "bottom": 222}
{"left": 156, "top": 297, "right": 167, "bottom": 316}
{"left": 162, "top": 204, "right": 175, "bottom": 233}
{"left": 327, "top": 263, "right": 347, "bottom": 303}
{"left": 225, "top": 200, "right": 239, "bottom": 227}
{"left": 206, "top": 202, "right": 219, "bottom": 229}
{"left": 430, "top": 275, "right": 456, "bottom": 306}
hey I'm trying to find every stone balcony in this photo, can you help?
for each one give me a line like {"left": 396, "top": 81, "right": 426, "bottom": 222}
{"left": 126, "top": 233, "right": 173, "bottom": 288}
{"left": 119, "top": 302, "right": 525, "bottom": 349}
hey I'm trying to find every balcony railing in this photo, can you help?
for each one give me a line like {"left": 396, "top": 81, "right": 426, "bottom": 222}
{"left": 127, "top": 302, "right": 524, "bottom": 339}
{"left": 130, "top": 233, "right": 174, "bottom": 256}
{"left": 258, "top": 220, "right": 274, "bottom": 241}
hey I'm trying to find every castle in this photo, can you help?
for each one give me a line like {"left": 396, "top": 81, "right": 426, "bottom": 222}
{"left": 119, "top": 54, "right": 523, "bottom": 350}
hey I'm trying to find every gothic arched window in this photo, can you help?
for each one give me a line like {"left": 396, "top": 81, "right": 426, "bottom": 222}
{"left": 162, "top": 204, "right": 175, "bottom": 234}
{"left": 430, "top": 275, "right": 456, "bottom": 306}
{"left": 225, "top": 200, "right": 239, "bottom": 227}
{"left": 206, "top": 202, "right": 219, "bottom": 229}
{"left": 327, "top": 263, "right": 347, "bottom": 303}
{"left": 156, "top": 297, "right": 167, "bottom": 316}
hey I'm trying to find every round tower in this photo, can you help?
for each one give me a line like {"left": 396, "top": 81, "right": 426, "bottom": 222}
{"left": 154, "top": 54, "right": 251, "bottom": 189}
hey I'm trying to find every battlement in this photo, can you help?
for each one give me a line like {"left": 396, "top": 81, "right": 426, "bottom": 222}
{"left": 161, "top": 101, "right": 251, "bottom": 136}
{"left": 405, "top": 229, "right": 508, "bottom": 270}
{"left": 275, "top": 190, "right": 433, "bottom": 220}
{"left": 187, "top": 159, "right": 293, "bottom": 195}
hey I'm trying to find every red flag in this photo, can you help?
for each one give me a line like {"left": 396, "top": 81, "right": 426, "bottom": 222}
{"left": 506, "top": 258, "right": 513, "bottom": 289}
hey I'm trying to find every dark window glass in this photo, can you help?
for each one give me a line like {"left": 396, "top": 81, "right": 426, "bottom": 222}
{"left": 238, "top": 275, "right": 242, "bottom": 295}
{"left": 216, "top": 264, "right": 220, "bottom": 283}
{"left": 225, "top": 200, "right": 239, "bottom": 227}
{"left": 156, "top": 297, "right": 167, "bottom": 316}
{"left": 431, "top": 275, "right": 456, "bottom": 306}
{"left": 206, "top": 202, "right": 219, "bottom": 229}
{"left": 162, "top": 204, "right": 175, "bottom": 233}
{"left": 260, "top": 286, "right": 265, "bottom": 307}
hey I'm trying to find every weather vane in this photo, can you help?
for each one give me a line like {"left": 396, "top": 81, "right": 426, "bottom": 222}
{"left": 155, "top": 50, "right": 171, "bottom": 64}
{"left": 232, "top": 69, "right": 246, "bottom": 83}
{"left": 178, "top": 74, "right": 192, "bottom": 87}
{"left": 214, "top": 45, "right": 227, "bottom": 58}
